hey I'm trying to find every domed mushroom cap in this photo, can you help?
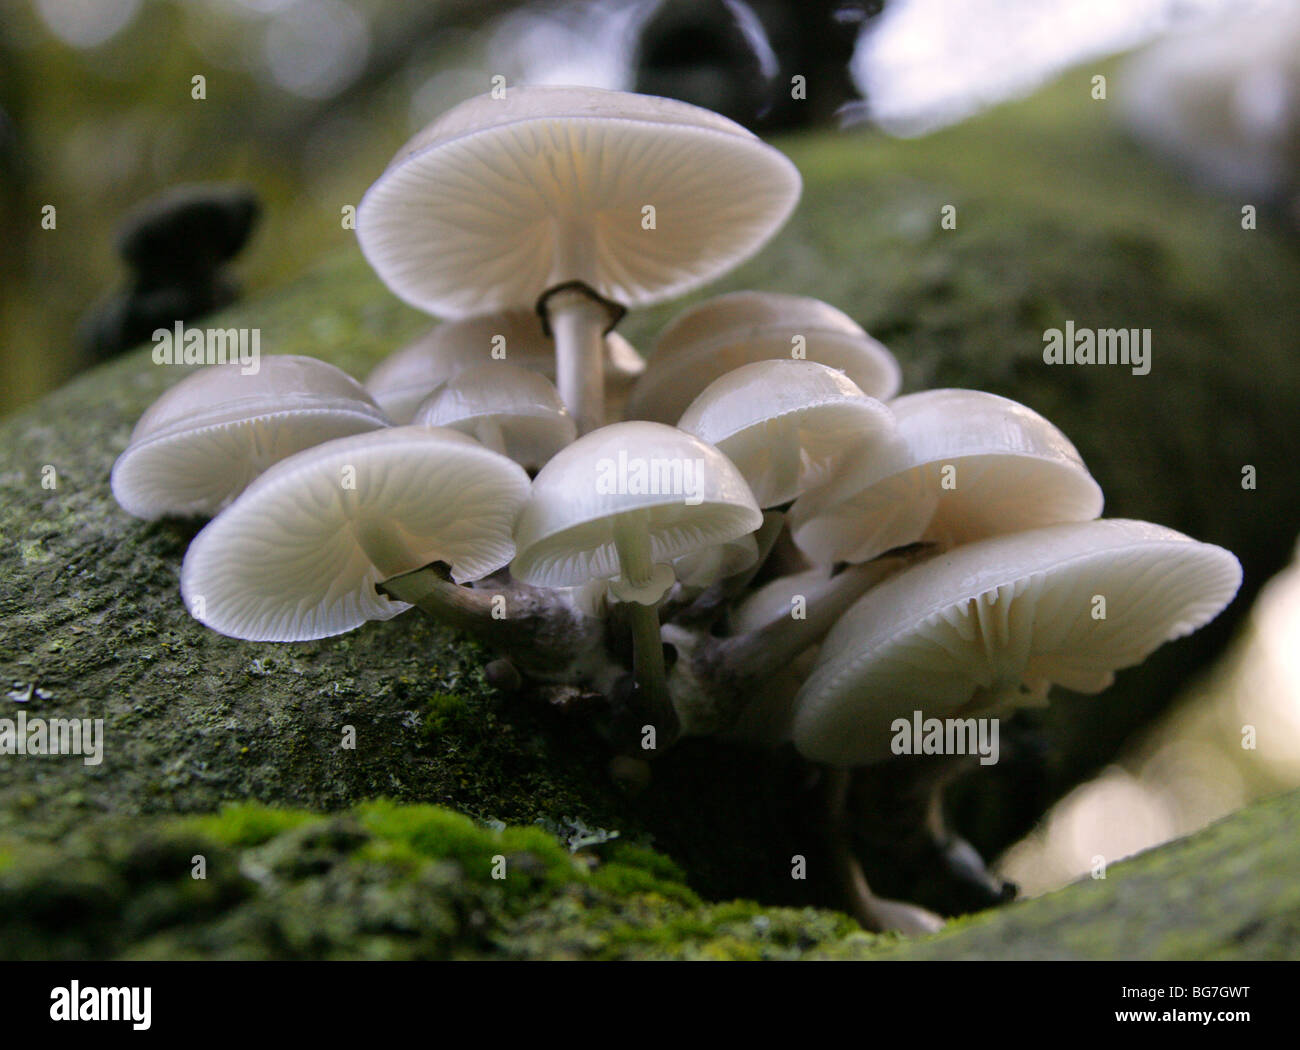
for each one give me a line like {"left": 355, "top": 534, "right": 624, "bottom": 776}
{"left": 366, "top": 312, "right": 644, "bottom": 423}
{"left": 180, "top": 426, "right": 530, "bottom": 642}
{"left": 625, "top": 292, "right": 901, "bottom": 424}
{"left": 511, "top": 421, "right": 762, "bottom": 590}
{"left": 677, "top": 360, "right": 896, "bottom": 507}
{"left": 356, "top": 85, "right": 801, "bottom": 317}
{"left": 789, "top": 389, "right": 1103, "bottom": 564}
{"left": 412, "top": 362, "right": 575, "bottom": 469}
{"left": 111, "top": 355, "right": 388, "bottom": 520}
{"left": 792, "top": 519, "right": 1243, "bottom": 766}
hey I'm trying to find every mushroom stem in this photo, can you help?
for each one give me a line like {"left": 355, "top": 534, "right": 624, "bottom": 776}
{"left": 716, "top": 555, "right": 911, "bottom": 680}
{"left": 610, "top": 515, "right": 679, "bottom": 748}
{"left": 547, "top": 286, "right": 608, "bottom": 436}
{"left": 379, "top": 563, "right": 605, "bottom": 681}
{"left": 824, "top": 768, "right": 945, "bottom": 935}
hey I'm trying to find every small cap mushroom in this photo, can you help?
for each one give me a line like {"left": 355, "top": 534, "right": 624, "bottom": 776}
{"left": 511, "top": 420, "right": 762, "bottom": 738}
{"left": 625, "top": 291, "right": 901, "bottom": 424}
{"left": 111, "top": 354, "right": 388, "bottom": 520}
{"left": 511, "top": 421, "right": 762, "bottom": 600}
{"left": 677, "top": 359, "right": 896, "bottom": 507}
{"left": 789, "top": 389, "right": 1103, "bottom": 565}
{"left": 365, "top": 310, "right": 644, "bottom": 424}
{"left": 357, "top": 85, "right": 801, "bottom": 434}
{"left": 791, "top": 519, "right": 1243, "bottom": 766}
{"left": 412, "top": 362, "right": 575, "bottom": 470}
{"left": 180, "top": 426, "right": 530, "bottom": 641}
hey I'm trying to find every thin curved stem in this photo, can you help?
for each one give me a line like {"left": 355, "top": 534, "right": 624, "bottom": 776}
{"left": 824, "top": 768, "right": 944, "bottom": 935}
{"left": 379, "top": 563, "right": 604, "bottom": 681}
{"left": 716, "top": 558, "right": 901, "bottom": 680}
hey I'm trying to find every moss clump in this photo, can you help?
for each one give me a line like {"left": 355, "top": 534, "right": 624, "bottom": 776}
{"left": 187, "top": 802, "right": 321, "bottom": 847}
{"left": 6, "top": 788, "right": 1300, "bottom": 959}
{"left": 0, "top": 800, "right": 886, "bottom": 960}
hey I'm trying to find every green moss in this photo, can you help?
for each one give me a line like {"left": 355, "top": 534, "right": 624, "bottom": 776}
{"left": 0, "top": 799, "right": 883, "bottom": 960}
{"left": 602, "top": 840, "right": 689, "bottom": 885}
{"left": 421, "top": 692, "right": 470, "bottom": 736}
{"left": 588, "top": 859, "right": 700, "bottom": 906}
{"left": 186, "top": 803, "right": 321, "bottom": 847}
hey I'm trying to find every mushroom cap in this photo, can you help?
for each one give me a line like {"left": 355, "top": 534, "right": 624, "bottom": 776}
{"left": 180, "top": 426, "right": 530, "bottom": 641}
{"left": 366, "top": 312, "right": 644, "bottom": 423}
{"left": 356, "top": 85, "right": 801, "bottom": 317}
{"left": 677, "top": 359, "right": 896, "bottom": 507}
{"left": 412, "top": 362, "right": 576, "bottom": 469}
{"left": 791, "top": 519, "right": 1243, "bottom": 766}
{"left": 111, "top": 355, "right": 389, "bottom": 520}
{"left": 364, "top": 312, "right": 552, "bottom": 423}
{"left": 510, "top": 421, "right": 762, "bottom": 589}
{"left": 625, "top": 291, "right": 901, "bottom": 424}
{"left": 789, "top": 389, "right": 1103, "bottom": 564}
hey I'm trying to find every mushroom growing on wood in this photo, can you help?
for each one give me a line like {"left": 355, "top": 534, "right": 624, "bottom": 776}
{"left": 789, "top": 389, "right": 1103, "bottom": 564}
{"left": 356, "top": 85, "right": 801, "bottom": 434}
{"left": 677, "top": 359, "right": 896, "bottom": 507}
{"left": 511, "top": 421, "right": 762, "bottom": 743}
{"left": 365, "top": 309, "right": 644, "bottom": 424}
{"left": 783, "top": 518, "right": 1241, "bottom": 934}
{"left": 180, "top": 426, "right": 530, "bottom": 641}
{"left": 411, "top": 362, "right": 575, "bottom": 471}
{"left": 625, "top": 291, "right": 901, "bottom": 424}
{"left": 792, "top": 519, "right": 1242, "bottom": 767}
{"left": 111, "top": 355, "right": 388, "bottom": 520}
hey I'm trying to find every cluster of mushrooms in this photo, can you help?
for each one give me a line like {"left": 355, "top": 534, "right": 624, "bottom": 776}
{"left": 112, "top": 86, "right": 1243, "bottom": 933}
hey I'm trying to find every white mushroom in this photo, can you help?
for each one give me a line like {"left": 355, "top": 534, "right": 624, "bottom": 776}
{"left": 677, "top": 359, "right": 896, "bottom": 507}
{"left": 789, "top": 389, "right": 1103, "bottom": 565}
{"left": 365, "top": 310, "right": 644, "bottom": 424}
{"left": 180, "top": 426, "right": 530, "bottom": 641}
{"left": 791, "top": 519, "right": 1243, "bottom": 767}
{"left": 625, "top": 291, "right": 901, "bottom": 424}
{"left": 357, "top": 85, "right": 801, "bottom": 434}
{"left": 412, "top": 362, "right": 575, "bottom": 470}
{"left": 511, "top": 420, "right": 762, "bottom": 739}
{"left": 111, "top": 355, "right": 388, "bottom": 520}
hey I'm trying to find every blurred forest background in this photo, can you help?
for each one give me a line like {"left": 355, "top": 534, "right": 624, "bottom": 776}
{"left": 2, "top": 0, "right": 1298, "bottom": 897}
